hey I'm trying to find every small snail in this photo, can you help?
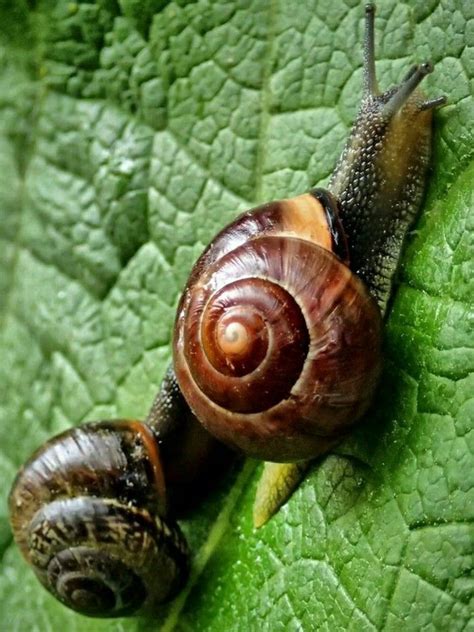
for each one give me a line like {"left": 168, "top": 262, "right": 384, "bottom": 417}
{"left": 9, "top": 3, "right": 446, "bottom": 618}
{"left": 9, "top": 369, "right": 228, "bottom": 617}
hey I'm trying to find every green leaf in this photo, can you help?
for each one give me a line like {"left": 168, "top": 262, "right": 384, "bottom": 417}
{"left": 1, "top": 1, "right": 473, "bottom": 630}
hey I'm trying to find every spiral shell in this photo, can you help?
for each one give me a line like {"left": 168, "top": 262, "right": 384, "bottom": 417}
{"left": 9, "top": 420, "right": 188, "bottom": 617}
{"left": 174, "top": 192, "right": 382, "bottom": 461}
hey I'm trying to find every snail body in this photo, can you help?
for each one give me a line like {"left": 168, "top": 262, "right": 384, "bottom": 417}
{"left": 9, "top": 3, "right": 447, "bottom": 619}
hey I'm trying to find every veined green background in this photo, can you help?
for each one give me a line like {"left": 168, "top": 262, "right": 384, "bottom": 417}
{"left": 0, "top": 0, "right": 472, "bottom": 630}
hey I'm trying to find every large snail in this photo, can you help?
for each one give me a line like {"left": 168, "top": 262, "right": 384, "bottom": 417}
{"left": 9, "top": 4, "right": 446, "bottom": 618}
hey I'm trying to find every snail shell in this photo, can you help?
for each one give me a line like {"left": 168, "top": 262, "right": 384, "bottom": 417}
{"left": 9, "top": 420, "right": 188, "bottom": 617}
{"left": 174, "top": 191, "right": 383, "bottom": 461}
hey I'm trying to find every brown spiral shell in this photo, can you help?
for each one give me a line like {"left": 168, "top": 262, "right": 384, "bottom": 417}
{"left": 9, "top": 420, "right": 188, "bottom": 617}
{"left": 174, "top": 192, "right": 383, "bottom": 461}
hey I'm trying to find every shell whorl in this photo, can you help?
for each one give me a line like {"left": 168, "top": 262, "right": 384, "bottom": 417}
{"left": 186, "top": 272, "right": 310, "bottom": 413}
{"left": 174, "top": 193, "right": 382, "bottom": 462}
{"left": 9, "top": 421, "right": 188, "bottom": 617}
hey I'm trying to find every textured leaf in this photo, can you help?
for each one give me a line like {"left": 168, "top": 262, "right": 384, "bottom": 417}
{"left": 1, "top": 1, "right": 473, "bottom": 630}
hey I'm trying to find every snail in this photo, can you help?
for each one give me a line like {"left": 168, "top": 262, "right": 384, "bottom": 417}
{"left": 8, "top": 369, "right": 229, "bottom": 617}
{"left": 173, "top": 2, "right": 446, "bottom": 514}
{"left": 9, "top": 3, "right": 446, "bottom": 618}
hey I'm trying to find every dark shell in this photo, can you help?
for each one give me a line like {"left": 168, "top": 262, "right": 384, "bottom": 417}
{"left": 8, "top": 420, "right": 188, "bottom": 617}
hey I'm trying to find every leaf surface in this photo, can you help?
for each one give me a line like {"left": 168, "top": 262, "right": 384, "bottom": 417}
{"left": 0, "top": 1, "right": 473, "bottom": 630}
